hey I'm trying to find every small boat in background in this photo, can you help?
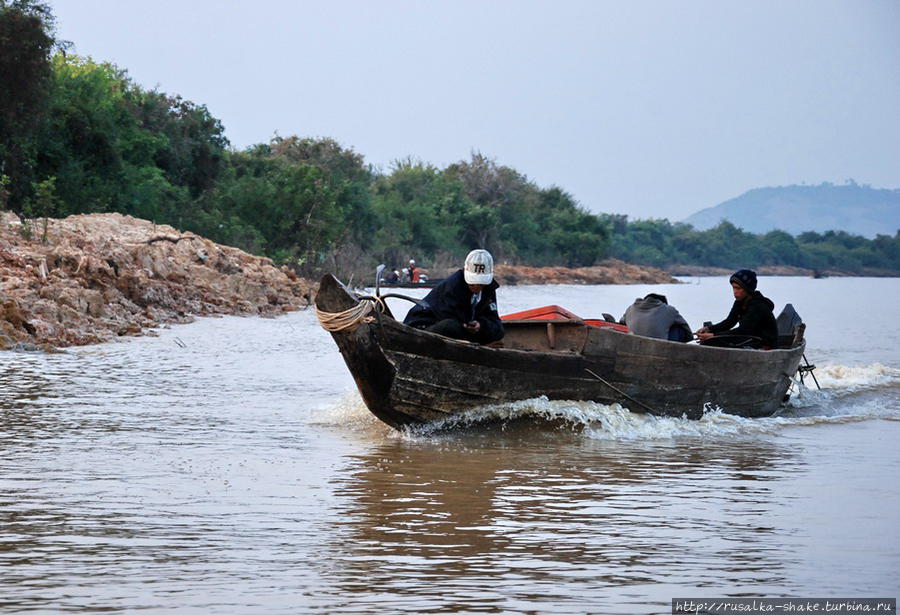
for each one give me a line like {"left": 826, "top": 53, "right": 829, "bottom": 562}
{"left": 315, "top": 274, "right": 807, "bottom": 430}
{"left": 377, "top": 262, "right": 441, "bottom": 288}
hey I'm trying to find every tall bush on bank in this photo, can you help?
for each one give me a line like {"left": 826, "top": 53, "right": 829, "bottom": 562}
{"left": 528, "top": 187, "right": 609, "bottom": 267}
{"left": 134, "top": 90, "right": 229, "bottom": 199}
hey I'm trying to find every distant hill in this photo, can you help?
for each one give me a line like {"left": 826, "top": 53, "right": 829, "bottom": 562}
{"left": 683, "top": 183, "right": 900, "bottom": 238}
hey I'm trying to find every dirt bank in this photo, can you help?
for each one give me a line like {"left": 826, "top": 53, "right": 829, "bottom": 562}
{"left": 492, "top": 259, "right": 678, "bottom": 285}
{"left": 1, "top": 212, "right": 313, "bottom": 350}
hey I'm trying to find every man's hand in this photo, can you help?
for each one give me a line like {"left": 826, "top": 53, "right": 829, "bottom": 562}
{"left": 694, "top": 326, "right": 713, "bottom": 341}
{"left": 463, "top": 320, "right": 481, "bottom": 332}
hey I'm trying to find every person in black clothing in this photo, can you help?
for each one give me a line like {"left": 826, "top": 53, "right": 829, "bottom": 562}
{"left": 403, "top": 249, "right": 503, "bottom": 344}
{"left": 694, "top": 269, "right": 778, "bottom": 349}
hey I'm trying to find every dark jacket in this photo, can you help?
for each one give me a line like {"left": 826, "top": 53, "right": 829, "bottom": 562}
{"left": 709, "top": 291, "right": 778, "bottom": 348}
{"left": 403, "top": 269, "right": 503, "bottom": 343}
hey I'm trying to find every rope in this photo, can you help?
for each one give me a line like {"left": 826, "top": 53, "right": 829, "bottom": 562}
{"left": 315, "top": 296, "right": 384, "bottom": 332}
{"left": 584, "top": 368, "right": 663, "bottom": 416}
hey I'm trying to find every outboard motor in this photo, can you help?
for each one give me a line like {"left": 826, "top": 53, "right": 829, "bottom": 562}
{"left": 776, "top": 303, "right": 819, "bottom": 389}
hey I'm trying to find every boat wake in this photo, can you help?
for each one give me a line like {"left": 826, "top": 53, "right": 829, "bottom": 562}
{"left": 313, "top": 363, "right": 899, "bottom": 439}
{"left": 811, "top": 362, "right": 898, "bottom": 389}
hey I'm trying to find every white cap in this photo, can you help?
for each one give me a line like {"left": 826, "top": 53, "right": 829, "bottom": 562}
{"left": 464, "top": 249, "right": 494, "bottom": 285}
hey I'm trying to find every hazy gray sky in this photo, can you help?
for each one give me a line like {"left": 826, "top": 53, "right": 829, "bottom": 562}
{"left": 50, "top": 0, "right": 899, "bottom": 220}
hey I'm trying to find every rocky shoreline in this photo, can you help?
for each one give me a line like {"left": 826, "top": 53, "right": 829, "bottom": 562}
{"left": 1, "top": 212, "right": 313, "bottom": 350}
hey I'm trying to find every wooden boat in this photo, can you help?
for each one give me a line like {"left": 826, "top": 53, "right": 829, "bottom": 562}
{"left": 315, "top": 274, "right": 807, "bottom": 430}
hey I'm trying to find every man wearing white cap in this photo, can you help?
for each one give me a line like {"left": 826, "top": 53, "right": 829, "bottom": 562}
{"left": 403, "top": 249, "right": 503, "bottom": 344}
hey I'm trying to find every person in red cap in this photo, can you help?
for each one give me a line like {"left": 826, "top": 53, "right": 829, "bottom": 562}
{"left": 694, "top": 269, "right": 778, "bottom": 349}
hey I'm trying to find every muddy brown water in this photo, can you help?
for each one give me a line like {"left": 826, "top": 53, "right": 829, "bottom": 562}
{"left": 2, "top": 277, "right": 898, "bottom": 613}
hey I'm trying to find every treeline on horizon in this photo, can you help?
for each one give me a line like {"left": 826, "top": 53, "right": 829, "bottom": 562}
{"left": 2, "top": 1, "right": 899, "bottom": 278}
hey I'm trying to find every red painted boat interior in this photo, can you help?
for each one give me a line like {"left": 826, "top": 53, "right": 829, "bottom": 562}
{"left": 501, "top": 304, "right": 628, "bottom": 333}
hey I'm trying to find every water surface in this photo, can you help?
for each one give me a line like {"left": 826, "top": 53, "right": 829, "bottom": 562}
{"left": 2, "top": 276, "right": 898, "bottom": 613}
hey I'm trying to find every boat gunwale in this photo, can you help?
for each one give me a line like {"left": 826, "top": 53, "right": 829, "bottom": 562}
{"left": 372, "top": 310, "right": 805, "bottom": 363}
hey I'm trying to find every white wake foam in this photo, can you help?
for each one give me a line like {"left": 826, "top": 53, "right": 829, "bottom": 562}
{"left": 408, "top": 395, "right": 897, "bottom": 440}
{"left": 814, "top": 363, "right": 900, "bottom": 389}
{"left": 312, "top": 363, "right": 899, "bottom": 439}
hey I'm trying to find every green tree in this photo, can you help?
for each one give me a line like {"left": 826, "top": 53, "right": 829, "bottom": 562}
{"left": 207, "top": 146, "right": 347, "bottom": 269}
{"left": 529, "top": 187, "right": 609, "bottom": 266}
{"left": 610, "top": 218, "right": 676, "bottom": 267}
{"left": 268, "top": 136, "right": 375, "bottom": 246}
{"left": 370, "top": 158, "right": 471, "bottom": 265}
{"left": 445, "top": 152, "right": 531, "bottom": 253}
{"left": 133, "top": 91, "right": 229, "bottom": 198}
{"left": 444, "top": 153, "right": 608, "bottom": 265}
{"left": 759, "top": 230, "right": 801, "bottom": 265}
{"left": 35, "top": 55, "right": 180, "bottom": 219}
{"left": 699, "top": 221, "right": 764, "bottom": 268}
{"left": 0, "top": 0, "right": 60, "bottom": 210}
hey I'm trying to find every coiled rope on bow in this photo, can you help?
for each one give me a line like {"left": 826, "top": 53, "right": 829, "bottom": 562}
{"left": 315, "top": 296, "right": 384, "bottom": 332}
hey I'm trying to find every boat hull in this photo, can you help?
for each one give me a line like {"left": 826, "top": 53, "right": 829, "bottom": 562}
{"left": 316, "top": 275, "right": 805, "bottom": 429}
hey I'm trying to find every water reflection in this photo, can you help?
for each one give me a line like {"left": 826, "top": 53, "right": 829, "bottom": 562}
{"left": 323, "top": 423, "right": 802, "bottom": 612}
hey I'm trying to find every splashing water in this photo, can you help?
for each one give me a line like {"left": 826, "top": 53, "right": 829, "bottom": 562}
{"left": 814, "top": 362, "right": 899, "bottom": 389}
{"left": 311, "top": 390, "right": 384, "bottom": 429}
{"left": 313, "top": 362, "right": 900, "bottom": 440}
